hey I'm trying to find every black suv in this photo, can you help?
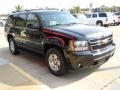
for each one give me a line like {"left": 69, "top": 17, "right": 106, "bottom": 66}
{"left": 5, "top": 10, "right": 115, "bottom": 76}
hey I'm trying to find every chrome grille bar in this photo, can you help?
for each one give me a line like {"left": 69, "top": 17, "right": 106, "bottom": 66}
{"left": 89, "top": 35, "right": 113, "bottom": 51}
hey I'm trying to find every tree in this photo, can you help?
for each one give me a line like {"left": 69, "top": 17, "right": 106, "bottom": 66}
{"left": 15, "top": 5, "right": 23, "bottom": 12}
{"left": 69, "top": 6, "right": 81, "bottom": 14}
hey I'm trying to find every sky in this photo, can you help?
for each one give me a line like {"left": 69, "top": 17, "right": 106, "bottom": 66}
{"left": 0, "top": 0, "right": 120, "bottom": 14}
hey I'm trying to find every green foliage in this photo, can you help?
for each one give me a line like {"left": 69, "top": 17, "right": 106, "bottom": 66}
{"left": 100, "top": 5, "right": 120, "bottom": 12}
{"left": 69, "top": 5, "right": 120, "bottom": 13}
{"left": 69, "top": 6, "right": 81, "bottom": 14}
{"left": 15, "top": 5, "right": 23, "bottom": 12}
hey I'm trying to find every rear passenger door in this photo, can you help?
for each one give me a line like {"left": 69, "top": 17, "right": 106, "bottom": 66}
{"left": 91, "top": 13, "right": 97, "bottom": 25}
{"left": 86, "top": 14, "right": 92, "bottom": 25}
{"left": 14, "top": 13, "right": 27, "bottom": 47}
{"left": 98, "top": 13, "right": 107, "bottom": 24}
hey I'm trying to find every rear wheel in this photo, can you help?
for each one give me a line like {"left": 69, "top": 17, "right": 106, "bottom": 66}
{"left": 9, "top": 38, "right": 19, "bottom": 55}
{"left": 46, "top": 48, "right": 67, "bottom": 76}
{"left": 96, "top": 21, "right": 103, "bottom": 26}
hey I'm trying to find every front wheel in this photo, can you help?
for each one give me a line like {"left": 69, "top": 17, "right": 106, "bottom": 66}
{"left": 46, "top": 48, "right": 67, "bottom": 76}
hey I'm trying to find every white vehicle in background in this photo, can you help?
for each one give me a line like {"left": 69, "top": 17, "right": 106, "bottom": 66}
{"left": 113, "top": 12, "right": 120, "bottom": 24}
{"left": 107, "top": 12, "right": 119, "bottom": 25}
{"left": 0, "top": 17, "right": 7, "bottom": 26}
{"left": 73, "top": 14, "right": 88, "bottom": 24}
{"left": 85, "top": 12, "right": 110, "bottom": 26}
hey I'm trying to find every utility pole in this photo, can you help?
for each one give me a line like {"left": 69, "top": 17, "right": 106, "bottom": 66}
{"left": 89, "top": 3, "right": 93, "bottom": 13}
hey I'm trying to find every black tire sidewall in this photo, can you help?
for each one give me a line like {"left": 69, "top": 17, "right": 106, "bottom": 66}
{"left": 9, "top": 38, "right": 19, "bottom": 55}
{"left": 97, "top": 22, "right": 103, "bottom": 26}
{"left": 46, "top": 48, "right": 67, "bottom": 76}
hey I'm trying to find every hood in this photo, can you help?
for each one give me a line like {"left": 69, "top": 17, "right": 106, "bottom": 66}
{"left": 45, "top": 24, "right": 112, "bottom": 40}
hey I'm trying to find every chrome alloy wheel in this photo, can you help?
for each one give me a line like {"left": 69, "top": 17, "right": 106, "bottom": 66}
{"left": 48, "top": 54, "right": 60, "bottom": 71}
{"left": 10, "top": 40, "right": 15, "bottom": 53}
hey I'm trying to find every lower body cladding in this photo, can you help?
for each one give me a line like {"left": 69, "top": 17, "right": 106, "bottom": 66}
{"left": 65, "top": 44, "right": 116, "bottom": 69}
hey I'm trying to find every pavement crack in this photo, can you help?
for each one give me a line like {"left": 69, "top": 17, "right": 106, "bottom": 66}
{"left": 100, "top": 76, "right": 120, "bottom": 90}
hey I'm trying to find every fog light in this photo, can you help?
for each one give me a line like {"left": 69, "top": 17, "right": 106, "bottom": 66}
{"left": 78, "top": 64, "right": 81, "bottom": 67}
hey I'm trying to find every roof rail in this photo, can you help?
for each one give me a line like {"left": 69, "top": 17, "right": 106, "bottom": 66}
{"left": 9, "top": 8, "right": 60, "bottom": 15}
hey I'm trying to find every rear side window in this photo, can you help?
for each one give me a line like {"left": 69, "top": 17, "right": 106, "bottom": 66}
{"left": 92, "top": 14, "right": 97, "bottom": 18}
{"left": 86, "top": 14, "right": 91, "bottom": 18}
{"left": 6, "top": 15, "right": 15, "bottom": 25}
{"left": 15, "top": 13, "right": 27, "bottom": 27}
{"left": 99, "top": 13, "right": 107, "bottom": 17}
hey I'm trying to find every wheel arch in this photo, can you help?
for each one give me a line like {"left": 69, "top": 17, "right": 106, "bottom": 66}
{"left": 44, "top": 43, "right": 64, "bottom": 55}
{"left": 96, "top": 20, "right": 103, "bottom": 24}
{"left": 7, "top": 34, "right": 14, "bottom": 42}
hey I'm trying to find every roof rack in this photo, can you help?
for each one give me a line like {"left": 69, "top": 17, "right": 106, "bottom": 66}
{"left": 11, "top": 8, "right": 59, "bottom": 13}
{"left": 8, "top": 8, "right": 60, "bottom": 15}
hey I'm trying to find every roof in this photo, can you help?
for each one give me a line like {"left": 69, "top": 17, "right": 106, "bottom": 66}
{"left": 10, "top": 9, "right": 62, "bottom": 15}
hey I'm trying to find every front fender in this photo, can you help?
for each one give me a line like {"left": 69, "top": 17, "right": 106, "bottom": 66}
{"left": 47, "top": 36, "right": 65, "bottom": 47}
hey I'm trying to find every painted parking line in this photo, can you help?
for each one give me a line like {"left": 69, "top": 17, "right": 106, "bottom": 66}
{"left": 9, "top": 63, "right": 50, "bottom": 90}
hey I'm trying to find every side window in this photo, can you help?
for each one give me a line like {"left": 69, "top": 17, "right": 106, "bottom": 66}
{"left": 6, "top": 15, "right": 15, "bottom": 25}
{"left": 99, "top": 13, "right": 107, "bottom": 17}
{"left": 92, "top": 14, "right": 97, "bottom": 18}
{"left": 86, "top": 14, "right": 91, "bottom": 18}
{"left": 15, "top": 13, "right": 27, "bottom": 27}
{"left": 26, "top": 13, "right": 39, "bottom": 27}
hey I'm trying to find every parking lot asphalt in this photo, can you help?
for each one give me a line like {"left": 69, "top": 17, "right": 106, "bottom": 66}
{"left": 0, "top": 26, "right": 120, "bottom": 90}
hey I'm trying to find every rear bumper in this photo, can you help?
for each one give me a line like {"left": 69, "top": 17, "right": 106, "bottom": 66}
{"left": 65, "top": 43, "right": 115, "bottom": 69}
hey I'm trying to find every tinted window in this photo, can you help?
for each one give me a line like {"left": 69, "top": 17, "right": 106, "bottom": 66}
{"left": 6, "top": 15, "right": 15, "bottom": 25}
{"left": 73, "top": 14, "right": 77, "bottom": 18}
{"left": 86, "top": 14, "right": 91, "bottom": 18}
{"left": 26, "top": 14, "right": 39, "bottom": 26}
{"left": 99, "top": 13, "right": 107, "bottom": 17}
{"left": 114, "top": 13, "right": 120, "bottom": 16}
{"left": 92, "top": 14, "right": 97, "bottom": 18}
{"left": 16, "top": 13, "right": 27, "bottom": 27}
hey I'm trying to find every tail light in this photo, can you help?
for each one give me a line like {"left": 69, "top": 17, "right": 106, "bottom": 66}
{"left": 118, "top": 16, "right": 120, "bottom": 19}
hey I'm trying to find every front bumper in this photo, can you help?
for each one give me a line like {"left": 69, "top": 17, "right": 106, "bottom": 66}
{"left": 65, "top": 43, "right": 115, "bottom": 69}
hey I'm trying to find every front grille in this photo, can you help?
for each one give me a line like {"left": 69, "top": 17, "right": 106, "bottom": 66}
{"left": 89, "top": 35, "right": 113, "bottom": 51}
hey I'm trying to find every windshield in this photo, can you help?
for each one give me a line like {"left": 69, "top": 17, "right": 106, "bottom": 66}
{"left": 39, "top": 12, "right": 79, "bottom": 27}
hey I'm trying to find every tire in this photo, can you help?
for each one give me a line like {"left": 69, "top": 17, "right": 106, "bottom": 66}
{"left": 96, "top": 21, "right": 103, "bottom": 26}
{"left": 46, "top": 48, "right": 67, "bottom": 76}
{"left": 113, "top": 20, "right": 116, "bottom": 26}
{"left": 9, "top": 38, "right": 19, "bottom": 55}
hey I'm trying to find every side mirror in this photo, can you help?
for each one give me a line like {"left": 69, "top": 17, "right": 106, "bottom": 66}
{"left": 27, "top": 23, "right": 40, "bottom": 29}
{"left": 8, "top": 24, "right": 13, "bottom": 28}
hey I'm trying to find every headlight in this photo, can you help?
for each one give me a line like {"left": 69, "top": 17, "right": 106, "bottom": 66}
{"left": 69, "top": 40, "right": 89, "bottom": 51}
